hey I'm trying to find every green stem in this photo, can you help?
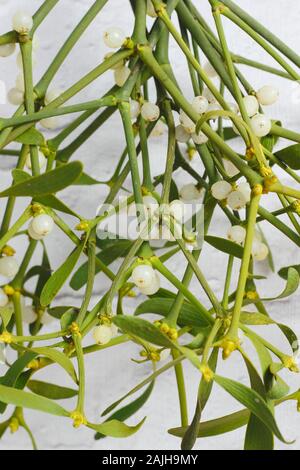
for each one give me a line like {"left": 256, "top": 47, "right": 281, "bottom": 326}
{"left": 172, "top": 349, "right": 188, "bottom": 427}
{"left": 228, "top": 193, "right": 261, "bottom": 338}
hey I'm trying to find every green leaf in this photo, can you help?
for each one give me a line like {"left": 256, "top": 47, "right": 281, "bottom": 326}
{"left": 15, "top": 128, "right": 45, "bottom": 146}
{"left": 74, "top": 172, "right": 103, "bottom": 186}
{"left": 181, "top": 398, "right": 201, "bottom": 450}
{"left": 0, "top": 161, "right": 83, "bottom": 198}
{"left": 241, "top": 353, "right": 274, "bottom": 450}
{"left": 279, "top": 264, "right": 300, "bottom": 280}
{"left": 27, "top": 380, "right": 78, "bottom": 400}
{"left": 35, "top": 195, "right": 79, "bottom": 218}
{"left": 60, "top": 308, "right": 78, "bottom": 331}
{"left": 95, "top": 382, "right": 154, "bottom": 440}
{"left": 205, "top": 235, "right": 243, "bottom": 258}
{"left": 260, "top": 267, "right": 299, "bottom": 301}
{"left": 134, "top": 297, "right": 210, "bottom": 328}
{"left": 275, "top": 143, "right": 300, "bottom": 170}
{"left": 223, "top": 127, "right": 238, "bottom": 141}
{"left": 0, "top": 304, "right": 14, "bottom": 329}
{"left": 169, "top": 409, "right": 250, "bottom": 438}
{"left": 88, "top": 417, "right": 146, "bottom": 438}
{"left": 40, "top": 242, "right": 85, "bottom": 306}
{"left": 199, "top": 348, "right": 218, "bottom": 410}
{"left": 0, "top": 351, "right": 37, "bottom": 414}
{"left": 240, "top": 312, "right": 275, "bottom": 325}
{"left": 32, "top": 347, "right": 78, "bottom": 384}
{"left": 214, "top": 375, "right": 289, "bottom": 443}
{"left": 113, "top": 316, "right": 174, "bottom": 348}
{"left": 70, "top": 239, "right": 132, "bottom": 291}
{"left": 0, "top": 384, "right": 69, "bottom": 417}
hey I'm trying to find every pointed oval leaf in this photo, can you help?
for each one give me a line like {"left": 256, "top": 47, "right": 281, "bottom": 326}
{"left": 27, "top": 380, "right": 78, "bottom": 400}
{"left": 32, "top": 347, "right": 78, "bottom": 384}
{"left": 205, "top": 235, "right": 244, "bottom": 258}
{"left": 275, "top": 143, "right": 300, "bottom": 170}
{"left": 40, "top": 242, "right": 85, "bottom": 307}
{"left": 88, "top": 417, "right": 146, "bottom": 438}
{"left": 261, "top": 267, "right": 299, "bottom": 301}
{"left": 113, "top": 316, "right": 174, "bottom": 348}
{"left": 134, "top": 297, "right": 210, "bottom": 328}
{"left": 169, "top": 409, "right": 250, "bottom": 438}
{"left": 214, "top": 375, "right": 289, "bottom": 443}
{"left": 95, "top": 382, "right": 154, "bottom": 440}
{"left": 0, "top": 384, "right": 69, "bottom": 417}
{"left": 15, "top": 128, "right": 45, "bottom": 146}
{"left": 0, "top": 161, "right": 83, "bottom": 198}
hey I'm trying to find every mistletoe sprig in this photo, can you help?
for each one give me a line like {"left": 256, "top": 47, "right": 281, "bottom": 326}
{"left": 0, "top": 0, "right": 299, "bottom": 450}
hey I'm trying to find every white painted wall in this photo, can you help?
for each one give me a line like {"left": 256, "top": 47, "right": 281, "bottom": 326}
{"left": 0, "top": 0, "right": 299, "bottom": 450}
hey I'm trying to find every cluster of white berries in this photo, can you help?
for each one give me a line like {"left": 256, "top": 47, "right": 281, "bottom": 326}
{"left": 0, "top": 256, "right": 19, "bottom": 279}
{"left": 132, "top": 264, "right": 160, "bottom": 295}
{"left": 227, "top": 225, "right": 269, "bottom": 261}
{"left": 243, "top": 86, "right": 279, "bottom": 137}
{"left": 28, "top": 214, "right": 54, "bottom": 241}
{"left": 93, "top": 320, "right": 118, "bottom": 345}
{"left": 211, "top": 180, "right": 251, "bottom": 210}
{"left": 40, "top": 88, "right": 62, "bottom": 130}
{"left": 176, "top": 94, "right": 209, "bottom": 145}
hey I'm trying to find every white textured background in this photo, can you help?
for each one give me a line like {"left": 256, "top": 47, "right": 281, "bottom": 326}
{"left": 0, "top": 0, "right": 300, "bottom": 450}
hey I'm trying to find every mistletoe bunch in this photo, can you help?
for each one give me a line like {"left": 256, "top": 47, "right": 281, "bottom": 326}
{"left": 0, "top": 0, "right": 299, "bottom": 450}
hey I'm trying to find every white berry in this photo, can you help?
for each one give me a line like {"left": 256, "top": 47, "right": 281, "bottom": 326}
{"left": 93, "top": 324, "right": 113, "bottom": 345}
{"left": 0, "top": 288, "right": 9, "bottom": 308}
{"left": 130, "top": 99, "right": 140, "bottom": 119}
{"left": 180, "top": 183, "right": 202, "bottom": 202}
{"left": 256, "top": 86, "right": 279, "bottom": 106}
{"left": 45, "top": 88, "right": 61, "bottom": 105}
{"left": 114, "top": 66, "right": 131, "bottom": 87}
{"left": 227, "top": 190, "right": 247, "bottom": 210}
{"left": 251, "top": 114, "right": 272, "bottom": 137}
{"left": 147, "top": 0, "right": 157, "bottom": 17}
{"left": 192, "top": 96, "right": 209, "bottom": 114}
{"left": 237, "top": 182, "right": 251, "bottom": 203}
{"left": 28, "top": 224, "right": 44, "bottom": 241}
{"left": 223, "top": 159, "right": 239, "bottom": 177}
{"left": 141, "top": 102, "right": 160, "bottom": 122}
{"left": 7, "top": 88, "right": 24, "bottom": 105}
{"left": 151, "top": 120, "right": 166, "bottom": 137}
{"left": 252, "top": 240, "right": 269, "bottom": 261}
{"left": 243, "top": 95, "right": 259, "bottom": 117}
{"left": 132, "top": 264, "right": 156, "bottom": 289}
{"left": 175, "top": 125, "right": 190, "bottom": 143}
{"left": 26, "top": 151, "right": 46, "bottom": 170}
{"left": 40, "top": 117, "right": 60, "bottom": 130}
{"left": 23, "top": 305, "right": 37, "bottom": 324}
{"left": 227, "top": 225, "right": 246, "bottom": 244}
{"left": 0, "top": 257, "right": 19, "bottom": 278}
{"left": 103, "top": 27, "right": 126, "bottom": 48}
{"left": 12, "top": 11, "right": 33, "bottom": 35}
{"left": 139, "top": 272, "right": 160, "bottom": 295}
{"left": 192, "top": 130, "right": 208, "bottom": 145}
{"left": 211, "top": 181, "right": 232, "bottom": 200}
{"left": 0, "top": 43, "right": 16, "bottom": 57}
{"left": 179, "top": 110, "right": 195, "bottom": 133}
{"left": 203, "top": 61, "right": 218, "bottom": 78}
{"left": 40, "top": 311, "right": 54, "bottom": 325}
{"left": 31, "top": 214, "right": 54, "bottom": 237}
{"left": 169, "top": 199, "right": 185, "bottom": 222}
